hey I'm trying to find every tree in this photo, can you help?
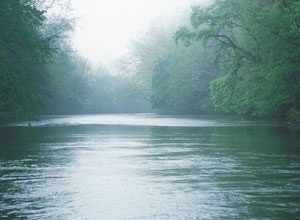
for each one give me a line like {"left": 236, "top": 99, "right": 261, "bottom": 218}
{"left": 123, "top": 13, "right": 217, "bottom": 115}
{"left": 151, "top": 41, "right": 216, "bottom": 114}
{"left": 42, "top": 50, "right": 91, "bottom": 114}
{"left": 175, "top": 0, "right": 300, "bottom": 120}
{"left": 0, "top": 0, "right": 55, "bottom": 119}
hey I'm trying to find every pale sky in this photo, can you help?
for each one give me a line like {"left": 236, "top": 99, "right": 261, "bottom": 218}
{"left": 72, "top": 0, "right": 207, "bottom": 65}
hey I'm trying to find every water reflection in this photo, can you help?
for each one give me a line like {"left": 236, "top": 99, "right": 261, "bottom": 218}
{"left": 4, "top": 114, "right": 282, "bottom": 128}
{"left": 0, "top": 114, "right": 300, "bottom": 219}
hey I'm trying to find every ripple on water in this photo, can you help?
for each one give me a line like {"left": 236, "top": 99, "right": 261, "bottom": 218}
{"left": 1, "top": 114, "right": 300, "bottom": 219}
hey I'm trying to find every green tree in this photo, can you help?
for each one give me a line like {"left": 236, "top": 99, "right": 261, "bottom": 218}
{"left": 0, "top": 0, "right": 55, "bottom": 119}
{"left": 175, "top": 0, "right": 300, "bottom": 120}
{"left": 124, "top": 14, "right": 217, "bottom": 115}
{"left": 42, "top": 50, "right": 91, "bottom": 114}
{"left": 151, "top": 41, "right": 216, "bottom": 114}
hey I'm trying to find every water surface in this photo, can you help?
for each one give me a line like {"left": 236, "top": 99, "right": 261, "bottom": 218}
{"left": 1, "top": 114, "right": 300, "bottom": 219}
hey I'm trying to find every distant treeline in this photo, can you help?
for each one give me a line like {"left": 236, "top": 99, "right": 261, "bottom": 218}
{"left": 1, "top": 0, "right": 300, "bottom": 121}
{"left": 0, "top": 0, "right": 149, "bottom": 120}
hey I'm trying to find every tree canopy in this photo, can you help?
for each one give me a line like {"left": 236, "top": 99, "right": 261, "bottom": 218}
{"left": 0, "top": 0, "right": 54, "bottom": 119}
{"left": 175, "top": 0, "right": 300, "bottom": 120}
{"left": 1, "top": 0, "right": 300, "bottom": 121}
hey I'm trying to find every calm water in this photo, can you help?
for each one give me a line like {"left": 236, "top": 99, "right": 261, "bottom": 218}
{"left": 1, "top": 114, "right": 300, "bottom": 219}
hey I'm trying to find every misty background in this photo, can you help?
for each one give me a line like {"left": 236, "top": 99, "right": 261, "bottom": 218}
{"left": 2, "top": 2, "right": 300, "bottom": 219}
{"left": 1, "top": 0, "right": 300, "bottom": 121}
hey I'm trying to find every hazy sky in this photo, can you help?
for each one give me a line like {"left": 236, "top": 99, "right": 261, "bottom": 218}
{"left": 72, "top": 0, "right": 205, "bottom": 65}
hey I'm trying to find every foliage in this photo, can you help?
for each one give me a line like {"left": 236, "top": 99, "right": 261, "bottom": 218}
{"left": 0, "top": 0, "right": 151, "bottom": 120}
{"left": 2, "top": 0, "right": 299, "bottom": 121}
{"left": 0, "top": 0, "right": 55, "bottom": 119}
{"left": 126, "top": 17, "right": 217, "bottom": 114}
{"left": 175, "top": 0, "right": 300, "bottom": 120}
{"left": 41, "top": 50, "right": 91, "bottom": 114}
{"left": 86, "top": 66, "right": 151, "bottom": 114}
{"left": 151, "top": 42, "right": 216, "bottom": 114}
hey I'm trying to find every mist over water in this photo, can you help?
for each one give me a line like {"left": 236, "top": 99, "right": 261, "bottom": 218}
{"left": 5, "top": 114, "right": 278, "bottom": 128}
{"left": 1, "top": 0, "right": 300, "bottom": 219}
{"left": 1, "top": 114, "right": 300, "bottom": 219}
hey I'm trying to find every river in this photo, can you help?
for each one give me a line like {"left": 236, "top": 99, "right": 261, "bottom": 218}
{"left": 1, "top": 114, "right": 300, "bottom": 219}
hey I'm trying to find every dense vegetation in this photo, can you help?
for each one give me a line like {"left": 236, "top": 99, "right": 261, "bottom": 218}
{"left": 124, "top": 0, "right": 300, "bottom": 120}
{"left": 175, "top": 0, "right": 300, "bottom": 120}
{"left": 0, "top": 0, "right": 54, "bottom": 119}
{"left": 1, "top": 0, "right": 300, "bottom": 121}
{"left": 0, "top": 0, "right": 149, "bottom": 120}
{"left": 123, "top": 19, "right": 218, "bottom": 115}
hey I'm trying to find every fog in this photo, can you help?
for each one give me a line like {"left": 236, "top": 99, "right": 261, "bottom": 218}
{"left": 72, "top": 0, "right": 208, "bottom": 65}
{"left": 3, "top": 0, "right": 297, "bottom": 120}
{"left": 2, "top": 2, "right": 300, "bottom": 219}
{"left": 40, "top": 0, "right": 215, "bottom": 115}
